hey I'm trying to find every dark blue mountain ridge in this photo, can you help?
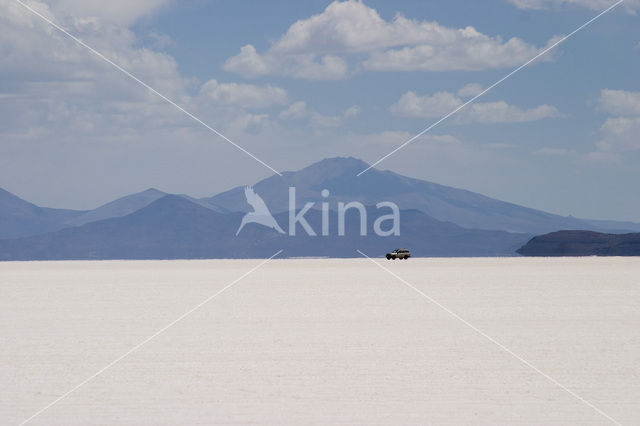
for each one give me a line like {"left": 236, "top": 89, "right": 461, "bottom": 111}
{"left": 66, "top": 188, "right": 168, "bottom": 226}
{"left": 0, "top": 187, "right": 86, "bottom": 239}
{"left": 0, "top": 194, "right": 530, "bottom": 260}
{"left": 0, "top": 187, "right": 226, "bottom": 239}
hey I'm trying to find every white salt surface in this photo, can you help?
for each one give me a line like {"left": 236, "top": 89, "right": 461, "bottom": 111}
{"left": 1, "top": 257, "right": 638, "bottom": 425}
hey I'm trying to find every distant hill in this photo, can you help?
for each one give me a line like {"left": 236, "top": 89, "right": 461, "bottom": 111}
{"left": 517, "top": 231, "right": 640, "bottom": 256}
{"left": 65, "top": 188, "right": 226, "bottom": 227}
{"left": 0, "top": 195, "right": 530, "bottom": 260}
{"left": 66, "top": 188, "right": 168, "bottom": 226}
{"left": 202, "top": 157, "right": 638, "bottom": 235}
{"left": 0, "top": 188, "right": 86, "bottom": 239}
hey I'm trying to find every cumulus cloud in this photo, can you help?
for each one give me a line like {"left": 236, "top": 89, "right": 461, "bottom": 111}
{"left": 279, "top": 101, "right": 309, "bottom": 120}
{"left": 457, "top": 83, "right": 485, "bottom": 98}
{"left": 224, "top": 0, "right": 552, "bottom": 79}
{"left": 229, "top": 113, "right": 271, "bottom": 134}
{"left": 6, "top": 0, "right": 170, "bottom": 26}
{"left": 279, "top": 101, "right": 340, "bottom": 128}
{"left": 390, "top": 91, "right": 463, "bottom": 118}
{"left": 1, "top": 0, "right": 287, "bottom": 142}
{"left": 49, "top": 0, "right": 171, "bottom": 25}
{"left": 0, "top": 0, "right": 192, "bottom": 147}
{"left": 596, "top": 117, "right": 640, "bottom": 151}
{"left": 1, "top": 0, "right": 186, "bottom": 97}
{"left": 223, "top": 45, "right": 348, "bottom": 80}
{"left": 364, "top": 32, "right": 553, "bottom": 72}
{"left": 598, "top": 89, "right": 640, "bottom": 116}
{"left": 596, "top": 90, "right": 640, "bottom": 152}
{"left": 508, "top": 0, "right": 639, "bottom": 13}
{"left": 467, "top": 101, "right": 559, "bottom": 123}
{"left": 310, "top": 113, "right": 342, "bottom": 128}
{"left": 200, "top": 79, "right": 288, "bottom": 109}
{"left": 144, "top": 31, "right": 176, "bottom": 49}
{"left": 390, "top": 90, "right": 559, "bottom": 123}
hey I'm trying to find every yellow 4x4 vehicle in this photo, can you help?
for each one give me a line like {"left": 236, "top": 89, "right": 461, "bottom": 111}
{"left": 386, "top": 248, "right": 410, "bottom": 260}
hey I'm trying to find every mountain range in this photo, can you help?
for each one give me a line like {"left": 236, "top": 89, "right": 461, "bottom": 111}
{"left": 0, "top": 195, "right": 529, "bottom": 260}
{"left": 1, "top": 157, "right": 639, "bottom": 260}
{"left": 203, "top": 157, "right": 640, "bottom": 234}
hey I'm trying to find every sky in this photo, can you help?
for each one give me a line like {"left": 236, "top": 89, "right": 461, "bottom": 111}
{"left": 1, "top": 0, "right": 639, "bottom": 221}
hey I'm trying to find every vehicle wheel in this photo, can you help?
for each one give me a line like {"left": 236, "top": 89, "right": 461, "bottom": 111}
{"left": 386, "top": 254, "right": 391, "bottom": 260}
{"left": 392, "top": 256, "right": 396, "bottom": 260}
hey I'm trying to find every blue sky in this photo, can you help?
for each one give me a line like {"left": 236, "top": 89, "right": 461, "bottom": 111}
{"left": 1, "top": 0, "right": 639, "bottom": 221}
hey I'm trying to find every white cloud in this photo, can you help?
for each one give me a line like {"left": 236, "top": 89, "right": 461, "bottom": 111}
{"left": 390, "top": 91, "right": 463, "bottom": 118}
{"left": 279, "top": 101, "right": 309, "bottom": 120}
{"left": 279, "top": 101, "right": 360, "bottom": 127}
{"left": 508, "top": 0, "right": 639, "bottom": 13}
{"left": 223, "top": 45, "right": 348, "bottom": 80}
{"left": 343, "top": 105, "right": 361, "bottom": 117}
{"left": 467, "top": 101, "right": 559, "bottom": 123}
{"left": 310, "top": 112, "right": 342, "bottom": 128}
{"left": 595, "top": 90, "right": 640, "bottom": 152}
{"left": 229, "top": 113, "right": 271, "bottom": 134}
{"left": 48, "top": 0, "right": 171, "bottom": 25}
{"left": 0, "top": 0, "right": 192, "bottom": 147}
{"left": 145, "top": 31, "right": 176, "bottom": 49}
{"left": 390, "top": 90, "right": 559, "bottom": 123}
{"left": 364, "top": 32, "right": 553, "bottom": 72}
{"left": 278, "top": 101, "right": 339, "bottom": 127}
{"left": 224, "top": 0, "right": 551, "bottom": 79}
{"left": 597, "top": 117, "right": 640, "bottom": 151}
{"left": 1, "top": 0, "right": 186, "bottom": 98}
{"left": 457, "top": 83, "right": 485, "bottom": 98}
{"left": 223, "top": 45, "right": 270, "bottom": 78}
{"left": 598, "top": 89, "right": 640, "bottom": 116}
{"left": 200, "top": 79, "right": 288, "bottom": 109}
{"left": 1, "top": 0, "right": 292, "bottom": 146}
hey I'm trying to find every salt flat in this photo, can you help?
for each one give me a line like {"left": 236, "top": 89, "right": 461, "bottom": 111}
{"left": 1, "top": 257, "right": 638, "bottom": 425}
